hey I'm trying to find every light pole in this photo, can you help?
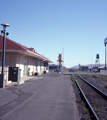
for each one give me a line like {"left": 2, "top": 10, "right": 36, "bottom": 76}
{"left": 104, "top": 38, "right": 107, "bottom": 76}
{"left": 105, "top": 44, "right": 106, "bottom": 70}
{"left": 0, "top": 23, "right": 9, "bottom": 88}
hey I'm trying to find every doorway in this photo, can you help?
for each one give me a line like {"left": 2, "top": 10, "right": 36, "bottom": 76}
{"left": 23, "top": 59, "right": 28, "bottom": 76}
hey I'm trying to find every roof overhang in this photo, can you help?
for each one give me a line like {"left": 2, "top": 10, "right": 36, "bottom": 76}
{"left": 0, "top": 49, "right": 53, "bottom": 63}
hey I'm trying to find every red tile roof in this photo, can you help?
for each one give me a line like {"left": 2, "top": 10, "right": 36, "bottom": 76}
{"left": 0, "top": 35, "right": 29, "bottom": 51}
{"left": 0, "top": 35, "right": 52, "bottom": 62}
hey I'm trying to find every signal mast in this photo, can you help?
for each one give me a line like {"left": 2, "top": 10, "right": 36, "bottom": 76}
{"left": 57, "top": 54, "right": 63, "bottom": 71}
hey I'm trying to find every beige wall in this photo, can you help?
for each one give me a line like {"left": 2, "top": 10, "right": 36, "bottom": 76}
{"left": 0, "top": 52, "right": 49, "bottom": 81}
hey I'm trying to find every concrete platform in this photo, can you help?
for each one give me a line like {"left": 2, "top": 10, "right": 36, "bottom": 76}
{"left": 0, "top": 73, "right": 80, "bottom": 120}
{"left": 0, "top": 75, "right": 43, "bottom": 90}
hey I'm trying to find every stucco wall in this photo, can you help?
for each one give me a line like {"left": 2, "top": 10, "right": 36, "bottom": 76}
{"left": 0, "top": 52, "right": 50, "bottom": 80}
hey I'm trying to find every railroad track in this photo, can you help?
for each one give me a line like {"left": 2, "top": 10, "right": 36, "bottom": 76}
{"left": 71, "top": 73, "right": 107, "bottom": 120}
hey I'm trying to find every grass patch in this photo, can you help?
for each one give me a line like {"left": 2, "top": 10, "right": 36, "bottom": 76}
{"left": 14, "top": 83, "right": 19, "bottom": 86}
{"left": 90, "top": 74, "right": 107, "bottom": 82}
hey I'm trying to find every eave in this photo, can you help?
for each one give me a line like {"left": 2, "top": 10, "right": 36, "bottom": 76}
{"left": 0, "top": 49, "right": 53, "bottom": 63}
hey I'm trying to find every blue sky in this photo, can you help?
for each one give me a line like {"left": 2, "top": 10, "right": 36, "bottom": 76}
{"left": 0, "top": 0, "right": 107, "bottom": 68}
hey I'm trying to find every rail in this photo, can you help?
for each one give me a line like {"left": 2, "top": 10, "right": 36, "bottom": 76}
{"left": 77, "top": 74, "right": 107, "bottom": 100}
{"left": 71, "top": 73, "right": 99, "bottom": 120}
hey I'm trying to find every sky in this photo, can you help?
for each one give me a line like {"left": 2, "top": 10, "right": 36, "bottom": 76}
{"left": 0, "top": 0, "right": 107, "bottom": 68}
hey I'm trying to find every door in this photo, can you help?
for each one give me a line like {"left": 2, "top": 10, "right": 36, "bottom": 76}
{"left": 23, "top": 59, "right": 28, "bottom": 76}
{"left": 35, "top": 61, "right": 38, "bottom": 72}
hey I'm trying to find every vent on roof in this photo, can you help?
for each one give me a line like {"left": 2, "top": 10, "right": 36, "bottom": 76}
{"left": 28, "top": 48, "right": 35, "bottom": 52}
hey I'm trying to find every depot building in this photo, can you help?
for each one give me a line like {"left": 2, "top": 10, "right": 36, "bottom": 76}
{"left": 0, "top": 35, "right": 52, "bottom": 79}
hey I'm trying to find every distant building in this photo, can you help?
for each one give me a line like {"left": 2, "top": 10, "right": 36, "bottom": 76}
{"left": 79, "top": 65, "right": 89, "bottom": 71}
{"left": 49, "top": 64, "right": 58, "bottom": 70}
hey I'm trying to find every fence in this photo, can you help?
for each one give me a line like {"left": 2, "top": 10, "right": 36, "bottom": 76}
{"left": 100, "top": 70, "right": 107, "bottom": 75}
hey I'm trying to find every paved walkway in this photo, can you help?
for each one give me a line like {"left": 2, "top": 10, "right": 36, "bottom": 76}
{"left": 0, "top": 73, "right": 80, "bottom": 120}
{"left": 0, "top": 75, "right": 43, "bottom": 90}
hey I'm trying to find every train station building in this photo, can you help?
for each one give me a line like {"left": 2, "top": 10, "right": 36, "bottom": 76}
{"left": 0, "top": 35, "right": 52, "bottom": 83}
